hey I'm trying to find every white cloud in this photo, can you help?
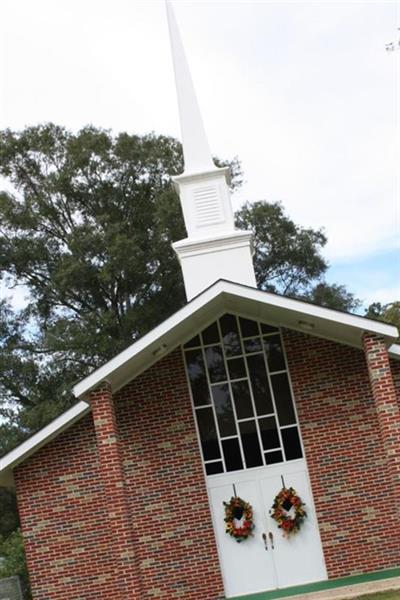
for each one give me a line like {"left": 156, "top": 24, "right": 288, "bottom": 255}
{"left": 360, "top": 284, "right": 400, "bottom": 307}
{"left": 0, "top": 0, "right": 398, "bottom": 271}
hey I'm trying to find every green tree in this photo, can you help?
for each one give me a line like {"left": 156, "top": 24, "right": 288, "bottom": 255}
{"left": 365, "top": 302, "right": 400, "bottom": 339}
{"left": 0, "top": 123, "right": 357, "bottom": 447}
{"left": 0, "top": 529, "right": 31, "bottom": 599}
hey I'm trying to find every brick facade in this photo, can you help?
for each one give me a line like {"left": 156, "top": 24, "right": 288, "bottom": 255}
{"left": 283, "top": 329, "right": 400, "bottom": 577}
{"left": 363, "top": 334, "right": 400, "bottom": 513}
{"left": 15, "top": 349, "right": 224, "bottom": 600}
{"left": 14, "top": 328, "right": 400, "bottom": 599}
{"left": 14, "top": 415, "right": 117, "bottom": 599}
{"left": 90, "top": 381, "right": 143, "bottom": 598}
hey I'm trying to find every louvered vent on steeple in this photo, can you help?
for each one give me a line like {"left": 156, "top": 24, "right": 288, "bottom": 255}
{"left": 166, "top": 2, "right": 256, "bottom": 300}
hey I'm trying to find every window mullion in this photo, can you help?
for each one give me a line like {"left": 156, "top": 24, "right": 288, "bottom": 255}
{"left": 216, "top": 317, "right": 246, "bottom": 470}
{"left": 261, "top": 332, "right": 287, "bottom": 459}
{"left": 200, "top": 344, "right": 226, "bottom": 472}
{"left": 239, "top": 324, "right": 267, "bottom": 467}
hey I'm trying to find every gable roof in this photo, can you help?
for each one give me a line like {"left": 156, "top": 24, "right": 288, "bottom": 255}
{"left": 1, "top": 279, "right": 399, "bottom": 487}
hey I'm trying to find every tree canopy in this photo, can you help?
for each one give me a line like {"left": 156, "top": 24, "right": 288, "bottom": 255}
{"left": 0, "top": 124, "right": 363, "bottom": 454}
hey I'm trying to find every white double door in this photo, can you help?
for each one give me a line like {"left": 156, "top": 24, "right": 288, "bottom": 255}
{"left": 208, "top": 460, "right": 327, "bottom": 598}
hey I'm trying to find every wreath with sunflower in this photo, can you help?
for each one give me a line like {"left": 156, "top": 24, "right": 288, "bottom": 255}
{"left": 223, "top": 496, "right": 254, "bottom": 543}
{"left": 270, "top": 486, "right": 307, "bottom": 537}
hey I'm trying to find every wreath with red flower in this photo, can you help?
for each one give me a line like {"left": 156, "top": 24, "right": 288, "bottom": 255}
{"left": 270, "top": 487, "right": 307, "bottom": 537}
{"left": 223, "top": 496, "right": 254, "bottom": 543}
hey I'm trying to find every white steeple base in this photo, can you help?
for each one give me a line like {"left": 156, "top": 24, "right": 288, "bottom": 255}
{"left": 173, "top": 230, "right": 256, "bottom": 300}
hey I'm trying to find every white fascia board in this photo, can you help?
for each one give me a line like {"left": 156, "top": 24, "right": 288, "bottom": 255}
{"left": 73, "top": 283, "right": 227, "bottom": 398}
{"left": 73, "top": 280, "right": 399, "bottom": 399}
{"left": 0, "top": 401, "right": 90, "bottom": 483}
{"left": 389, "top": 344, "right": 400, "bottom": 360}
{"left": 223, "top": 283, "right": 399, "bottom": 339}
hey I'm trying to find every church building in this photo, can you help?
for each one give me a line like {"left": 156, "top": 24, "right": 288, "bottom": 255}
{"left": 1, "top": 4, "right": 400, "bottom": 599}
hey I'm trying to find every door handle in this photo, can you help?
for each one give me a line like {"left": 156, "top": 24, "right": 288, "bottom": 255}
{"left": 262, "top": 532, "right": 268, "bottom": 551}
{"left": 268, "top": 531, "right": 274, "bottom": 549}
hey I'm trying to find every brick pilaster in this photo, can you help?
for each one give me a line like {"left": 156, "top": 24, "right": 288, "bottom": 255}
{"left": 90, "top": 381, "right": 143, "bottom": 599}
{"left": 363, "top": 333, "right": 400, "bottom": 503}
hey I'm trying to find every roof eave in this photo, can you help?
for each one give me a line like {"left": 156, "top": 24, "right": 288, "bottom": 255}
{"left": 0, "top": 401, "right": 90, "bottom": 488}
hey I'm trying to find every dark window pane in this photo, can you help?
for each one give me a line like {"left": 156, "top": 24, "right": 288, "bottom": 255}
{"left": 259, "top": 416, "right": 280, "bottom": 451}
{"left": 227, "top": 357, "right": 246, "bottom": 380}
{"left": 243, "top": 337, "right": 262, "bottom": 354}
{"left": 281, "top": 427, "right": 303, "bottom": 460}
{"left": 239, "top": 317, "right": 259, "bottom": 338}
{"left": 246, "top": 354, "right": 273, "bottom": 415}
{"left": 222, "top": 438, "right": 243, "bottom": 471}
{"left": 239, "top": 420, "right": 263, "bottom": 468}
{"left": 261, "top": 322, "right": 279, "bottom": 334}
{"left": 185, "top": 350, "right": 210, "bottom": 406}
{"left": 184, "top": 335, "right": 201, "bottom": 348}
{"left": 220, "top": 314, "right": 242, "bottom": 356}
{"left": 205, "top": 345, "right": 227, "bottom": 383}
{"left": 201, "top": 322, "right": 220, "bottom": 345}
{"left": 265, "top": 450, "right": 283, "bottom": 465}
{"left": 196, "top": 408, "right": 220, "bottom": 461}
{"left": 264, "top": 334, "right": 286, "bottom": 372}
{"left": 271, "top": 373, "right": 296, "bottom": 426}
{"left": 231, "top": 380, "right": 254, "bottom": 419}
{"left": 205, "top": 461, "right": 224, "bottom": 475}
{"left": 212, "top": 384, "right": 237, "bottom": 437}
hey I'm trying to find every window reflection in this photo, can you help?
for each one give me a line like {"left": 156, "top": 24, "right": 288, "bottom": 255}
{"left": 184, "top": 314, "right": 303, "bottom": 475}
{"left": 205, "top": 345, "right": 227, "bottom": 383}
{"left": 185, "top": 349, "right": 210, "bottom": 406}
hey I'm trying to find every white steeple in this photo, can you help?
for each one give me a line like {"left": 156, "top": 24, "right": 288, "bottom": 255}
{"left": 166, "top": 2, "right": 256, "bottom": 300}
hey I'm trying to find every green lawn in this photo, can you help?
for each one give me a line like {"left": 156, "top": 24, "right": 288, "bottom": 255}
{"left": 355, "top": 592, "right": 400, "bottom": 600}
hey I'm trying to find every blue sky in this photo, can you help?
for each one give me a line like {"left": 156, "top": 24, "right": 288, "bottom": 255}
{"left": 0, "top": 0, "right": 399, "bottom": 312}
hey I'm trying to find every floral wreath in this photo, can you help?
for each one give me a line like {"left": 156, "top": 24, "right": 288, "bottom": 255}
{"left": 223, "top": 496, "right": 254, "bottom": 543}
{"left": 270, "top": 487, "right": 307, "bottom": 537}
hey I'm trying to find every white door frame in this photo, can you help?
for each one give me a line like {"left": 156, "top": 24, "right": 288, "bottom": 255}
{"left": 206, "top": 459, "right": 327, "bottom": 598}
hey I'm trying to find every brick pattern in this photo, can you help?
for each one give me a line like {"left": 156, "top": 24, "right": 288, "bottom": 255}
{"left": 283, "top": 329, "right": 400, "bottom": 578}
{"left": 114, "top": 348, "right": 224, "bottom": 600}
{"left": 391, "top": 359, "right": 400, "bottom": 406}
{"left": 363, "top": 334, "right": 400, "bottom": 510}
{"left": 14, "top": 415, "right": 117, "bottom": 600}
{"left": 13, "top": 330, "right": 400, "bottom": 599}
{"left": 89, "top": 381, "right": 143, "bottom": 598}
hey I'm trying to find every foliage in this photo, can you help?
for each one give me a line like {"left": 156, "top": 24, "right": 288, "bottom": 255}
{"left": 270, "top": 486, "right": 307, "bottom": 537}
{"left": 0, "top": 124, "right": 358, "bottom": 449}
{"left": 223, "top": 496, "right": 254, "bottom": 542}
{"left": 365, "top": 302, "right": 400, "bottom": 339}
{"left": 0, "top": 489, "right": 19, "bottom": 539}
{"left": 236, "top": 201, "right": 327, "bottom": 295}
{"left": 303, "top": 282, "right": 361, "bottom": 312}
{"left": 0, "top": 529, "right": 31, "bottom": 599}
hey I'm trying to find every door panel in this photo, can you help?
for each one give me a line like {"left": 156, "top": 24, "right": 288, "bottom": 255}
{"left": 208, "top": 480, "right": 276, "bottom": 598}
{"left": 260, "top": 469, "right": 327, "bottom": 588}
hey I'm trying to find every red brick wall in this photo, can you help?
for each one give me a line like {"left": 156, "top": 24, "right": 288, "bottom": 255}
{"left": 14, "top": 415, "right": 118, "bottom": 600}
{"left": 13, "top": 333, "right": 400, "bottom": 599}
{"left": 283, "top": 329, "right": 400, "bottom": 578}
{"left": 391, "top": 359, "right": 400, "bottom": 405}
{"left": 114, "top": 348, "right": 224, "bottom": 600}
{"left": 15, "top": 350, "right": 224, "bottom": 600}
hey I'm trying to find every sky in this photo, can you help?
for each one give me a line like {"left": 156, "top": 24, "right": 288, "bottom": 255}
{"left": 0, "top": 0, "right": 399, "bottom": 311}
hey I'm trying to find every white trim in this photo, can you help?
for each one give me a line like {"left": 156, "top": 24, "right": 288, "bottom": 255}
{"left": 2, "top": 280, "right": 399, "bottom": 484}
{"left": 73, "top": 280, "right": 399, "bottom": 399}
{"left": 0, "top": 401, "right": 90, "bottom": 484}
{"left": 389, "top": 343, "right": 400, "bottom": 360}
{"left": 172, "top": 230, "right": 253, "bottom": 258}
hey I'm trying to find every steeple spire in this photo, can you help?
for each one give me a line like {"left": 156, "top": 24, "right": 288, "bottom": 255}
{"left": 166, "top": 1, "right": 214, "bottom": 173}
{"left": 166, "top": 2, "right": 256, "bottom": 300}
